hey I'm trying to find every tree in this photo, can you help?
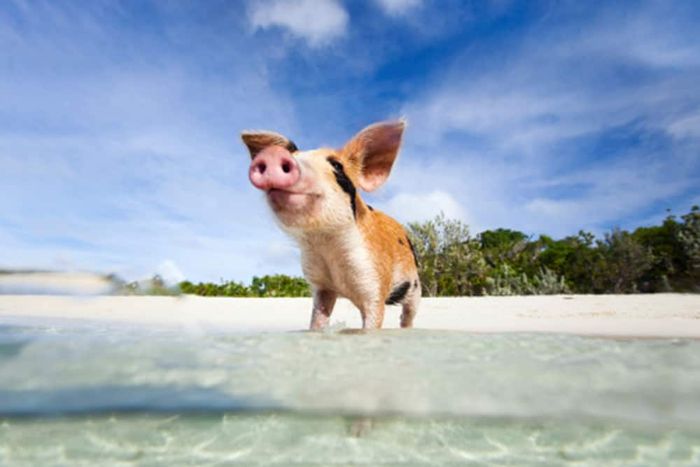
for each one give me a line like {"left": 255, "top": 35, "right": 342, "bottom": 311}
{"left": 597, "top": 229, "right": 653, "bottom": 293}
{"left": 479, "top": 228, "right": 529, "bottom": 268}
{"left": 678, "top": 206, "right": 700, "bottom": 290}
{"left": 407, "top": 213, "right": 488, "bottom": 296}
{"left": 536, "top": 231, "right": 604, "bottom": 293}
{"left": 632, "top": 216, "right": 683, "bottom": 292}
{"left": 178, "top": 279, "right": 250, "bottom": 296}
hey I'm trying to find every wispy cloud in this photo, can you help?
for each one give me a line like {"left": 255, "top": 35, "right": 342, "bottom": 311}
{"left": 375, "top": 0, "right": 424, "bottom": 16}
{"left": 249, "top": 0, "right": 348, "bottom": 47}
{"left": 379, "top": 190, "right": 468, "bottom": 225}
{"left": 0, "top": 1, "right": 698, "bottom": 280}
{"left": 395, "top": 1, "right": 700, "bottom": 236}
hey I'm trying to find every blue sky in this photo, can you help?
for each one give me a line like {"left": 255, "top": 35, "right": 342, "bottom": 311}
{"left": 1, "top": 0, "right": 699, "bottom": 283}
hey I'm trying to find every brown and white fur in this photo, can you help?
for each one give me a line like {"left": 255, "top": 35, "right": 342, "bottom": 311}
{"left": 242, "top": 121, "right": 420, "bottom": 330}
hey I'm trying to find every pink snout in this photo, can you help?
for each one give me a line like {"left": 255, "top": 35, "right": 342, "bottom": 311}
{"left": 249, "top": 146, "right": 300, "bottom": 191}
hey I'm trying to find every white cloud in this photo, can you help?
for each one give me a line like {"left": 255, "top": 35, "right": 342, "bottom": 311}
{"left": 249, "top": 0, "right": 348, "bottom": 47}
{"left": 403, "top": 2, "right": 700, "bottom": 152}
{"left": 258, "top": 239, "right": 301, "bottom": 272}
{"left": 155, "top": 260, "right": 185, "bottom": 285}
{"left": 378, "top": 190, "right": 467, "bottom": 224}
{"left": 404, "top": 87, "right": 587, "bottom": 155}
{"left": 668, "top": 113, "right": 700, "bottom": 139}
{"left": 520, "top": 155, "right": 698, "bottom": 235}
{"left": 375, "top": 0, "right": 423, "bottom": 16}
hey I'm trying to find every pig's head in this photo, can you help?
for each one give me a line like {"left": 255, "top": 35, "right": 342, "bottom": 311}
{"left": 242, "top": 121, "right": 405, "bottom": 233}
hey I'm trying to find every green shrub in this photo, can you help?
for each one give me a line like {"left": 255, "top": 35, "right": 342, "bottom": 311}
{"left": 407, "top": 213, "right": 488, "bottom": 296}
{"left": 486, "top": 265, "right": 570, "bottom": 296}
{"left": 176, "top": 275, "right": 310, "bottom": 297}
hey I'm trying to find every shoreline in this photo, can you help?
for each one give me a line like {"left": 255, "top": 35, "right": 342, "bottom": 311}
{"left": 0, "top": 294, "right": 699, "bottom": 338}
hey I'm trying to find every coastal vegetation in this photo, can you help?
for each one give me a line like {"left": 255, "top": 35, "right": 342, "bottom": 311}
{"left": 407, "top": 207, "right": 699, "bottom": 296}
{"left": 124, "top": 206, "right": 699, "bottom": 297}
{"left": 123, "top": 274, "right": 311, "bottom": 297}
{"left": 178, "top": 274, "right": 311, "bottom": 297}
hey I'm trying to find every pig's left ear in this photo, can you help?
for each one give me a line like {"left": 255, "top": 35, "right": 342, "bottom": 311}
{"left": 241, "top": 130, "right": 298, "bottom": 159}
{"left": 344, "top": 120, "right": 405, "bottom": 192}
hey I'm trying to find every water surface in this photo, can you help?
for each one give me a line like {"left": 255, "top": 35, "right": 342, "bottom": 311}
{"left": 1, "top": 318, "right": 699, "bottom": 465}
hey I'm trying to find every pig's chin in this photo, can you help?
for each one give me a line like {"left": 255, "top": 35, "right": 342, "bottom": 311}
{"left": 266, "top": 189, "right": 319, "bottom": 217}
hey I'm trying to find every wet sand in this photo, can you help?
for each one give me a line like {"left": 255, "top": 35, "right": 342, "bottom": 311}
{"left": 0, "top": 294, "right": 698, "bottom": 337}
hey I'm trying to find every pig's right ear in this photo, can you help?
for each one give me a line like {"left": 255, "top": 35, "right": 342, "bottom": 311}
{"left": 344, "top": 120, "right": 405, "bottom": 192}
{"left": 241, "top": 131, "right": 298, "bottom": 159}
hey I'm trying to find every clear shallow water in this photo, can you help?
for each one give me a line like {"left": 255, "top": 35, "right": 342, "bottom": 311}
{"left": 1, "top": 319, "right": 699, "bottom": 465}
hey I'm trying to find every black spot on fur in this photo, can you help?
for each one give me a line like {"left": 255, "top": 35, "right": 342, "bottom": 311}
{"left": 286, "top": 140, "right": 298, "bottom": 152}
{"left": 367, "top": 205, "right": 374, "bottom": 211}
{"left": 327, "top": 157, "right": 357, "bottom": 218}
{"left": 406, "top": 236, "right": 419, "bottom": 268}
{"left": 398, "top": 238, "right": 405, "bottom": 245}
{"left": 413, "top": 279, "right": 418, "bottom": 289}
{"left": 385, "top": 281, "right": 411, "bottom": 305}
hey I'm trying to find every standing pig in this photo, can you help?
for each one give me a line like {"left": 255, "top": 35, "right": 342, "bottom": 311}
{"left": 241, "top": 121, "right": 420, "bottom": 330}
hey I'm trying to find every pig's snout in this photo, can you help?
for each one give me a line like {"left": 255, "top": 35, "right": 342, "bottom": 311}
{"left": 249, "top": 146, "right": 300, "bottom": 191}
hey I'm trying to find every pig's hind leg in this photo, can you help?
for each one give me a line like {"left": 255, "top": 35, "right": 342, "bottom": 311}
{"left": 400, "top": 280, "right": 421, "bottom": 328}
{"left": 309, "top": 289, "right": 337, "bottom": 330}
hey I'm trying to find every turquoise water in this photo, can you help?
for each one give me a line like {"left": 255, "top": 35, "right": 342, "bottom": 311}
{"left": 1, "top": 318, "right": 699, "bottom": 465}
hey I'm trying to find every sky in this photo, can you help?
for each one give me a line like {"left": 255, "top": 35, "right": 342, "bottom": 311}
{"left": 1, "top": 0, "right": 699, "bottom": 283}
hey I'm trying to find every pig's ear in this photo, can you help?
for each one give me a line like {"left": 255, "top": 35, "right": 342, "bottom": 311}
{"left": 344, "top": 120, "right": 405, "bottom": 192}
{"left": 241, "top": 131, "right": 298, "bottom": 159}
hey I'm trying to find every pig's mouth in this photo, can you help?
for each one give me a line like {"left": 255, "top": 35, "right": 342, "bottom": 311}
{"left": 267, "top": 188, "right": 321, "bottom": 211}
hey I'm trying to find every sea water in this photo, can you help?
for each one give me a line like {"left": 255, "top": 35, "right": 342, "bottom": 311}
{"left": 0, "top": 318, "right": 699, "bottom": 465}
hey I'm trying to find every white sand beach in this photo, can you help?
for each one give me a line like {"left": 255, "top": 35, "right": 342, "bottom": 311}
{"left": 0, "top": 294, "right": 698, "bottom": 338}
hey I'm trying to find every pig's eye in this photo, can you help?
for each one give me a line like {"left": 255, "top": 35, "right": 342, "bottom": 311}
{"left": 286, "top": 141, "right": 299, "bottom": 153}
{"left": 327, "top": 156, "right": 357, "bottom": 219}
{"left": 327, "top": 158, "right": 343, "bottom": 171}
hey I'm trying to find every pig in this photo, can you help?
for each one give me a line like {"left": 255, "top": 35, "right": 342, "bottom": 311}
{"left": 241, "top": 121, "right": 420, "bottom": 330}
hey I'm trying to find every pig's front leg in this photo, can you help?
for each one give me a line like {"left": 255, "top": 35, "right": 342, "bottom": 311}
{"left": 309, "top": 289, "right": 337, "bottom": 330}
{"left": 361, "top": 302, "right": 385, "bottom": 330}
